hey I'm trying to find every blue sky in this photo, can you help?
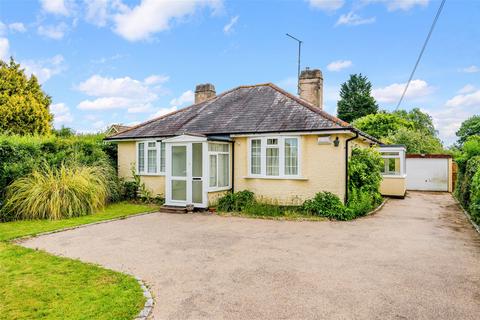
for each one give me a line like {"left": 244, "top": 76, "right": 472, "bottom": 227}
{"left": 0, "top": 0, "right": 478, "bottom": 144}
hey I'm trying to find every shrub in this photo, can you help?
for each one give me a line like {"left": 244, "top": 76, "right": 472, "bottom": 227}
{"left": 346, "top": 189, "right": 382, "bottom": 218}
{"left": 0, "top": 134, "right": 118, "bottom": 205}
{"left": 302, "top": 192, "right": 347, "bottom": 220}
{"left": 348, "top": 147, "right": 383, "bottom": 194}
{"left": 455, "top": 155, "right": 480, "bottom": 208}
{"left": 1, "top": 164, "right": 109, "bottom": 221}
{"left": 217, "top": 190, "right": 254, "bottom": 212}
{"left": 469, "top": 170, "right": 480, "bottom": 224}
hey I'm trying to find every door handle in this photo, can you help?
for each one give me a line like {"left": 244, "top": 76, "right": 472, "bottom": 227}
{"left": 192, "top": 177, "right": 202, "bottom": 181}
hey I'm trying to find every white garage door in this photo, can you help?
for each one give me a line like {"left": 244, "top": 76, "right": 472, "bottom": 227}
{"left": 406, "top": 158, "right": 449, "bottom": 191}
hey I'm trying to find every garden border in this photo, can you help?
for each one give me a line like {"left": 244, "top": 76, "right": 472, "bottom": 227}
{"left": 135, "top": 278, "right": 154, "bottom": 320}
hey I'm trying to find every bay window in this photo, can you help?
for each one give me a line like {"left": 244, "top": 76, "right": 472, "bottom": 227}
{"left": 249, "top": 136, "right": 300, "bottom": 178}
{"left": 209, "top": 143, "right": 230, "bottom": 189}
{"left": 136, "top": 140, "right": 165, "bottom": 175}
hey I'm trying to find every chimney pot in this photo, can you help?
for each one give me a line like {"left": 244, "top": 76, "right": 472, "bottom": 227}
{"left": 299, "top": 68, "right": 323, "bottom": 109}
{"left": 195, "top": 83, "right": 216, "bottom": 104}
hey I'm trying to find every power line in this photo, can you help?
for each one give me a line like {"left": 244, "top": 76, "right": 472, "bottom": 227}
{"left": 395, "top": 0, "right": 446, "bottom": 110}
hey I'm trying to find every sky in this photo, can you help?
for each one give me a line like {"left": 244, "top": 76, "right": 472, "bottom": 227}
{"left": 0, "top": 0, "right": 478, "bottom": 145}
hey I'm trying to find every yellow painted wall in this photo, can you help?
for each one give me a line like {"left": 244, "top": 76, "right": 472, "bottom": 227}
{"left": 207, "top": 190, "right": 229, "bottom": 206}
{"left": 117, "top": 141, "right": 165, "bottom": 197}
{"left": 233, "top": 134, "right": 354, "bottom": 205}
{"left": 380, "top": 177, "right": 406, "bottom": 197}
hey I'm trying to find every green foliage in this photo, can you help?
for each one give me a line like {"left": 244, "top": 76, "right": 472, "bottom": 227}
{"left": 0, "top": 58, "right": 53, "bottom": 135}
{"left": 337, "top": 74, "right": 378, "bottom": 123}
{"left": 387, "top": 127, "right": 444, "bottom": 154}
{"left": 348, "top": 147, "right": 383, "bottom": 194}
{"left": 0, "top": 134, "right": 118, "bottom": 204}
{"left": 52, "top": 126, "right": 75, "bottom": 137}
{"left": 302, "top": 191, "right": 347, "bottom": 220}
{"left": 469, "top": 170, "right": 480, "bottom": 224}
{"left": 353, "top": 112, "right": 412, "bottom": 142}
{"left": 353, "top": 108, "right": 445, "bottom": 153}
{"left": 217, "top": 190, "right": 255, "bottom": 212}
{"left": 456, "top": 115, "right": 480, "bottom": 145}
{"left": 455, "top": 155, "right": 480, "bottom": 209}
{"left": 2, "top": 164, "right": 109, "bottom": 221}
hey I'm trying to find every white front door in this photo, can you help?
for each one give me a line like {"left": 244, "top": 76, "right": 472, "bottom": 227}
{"left": 165, "top": 142, "right": 207, "bottom": 207}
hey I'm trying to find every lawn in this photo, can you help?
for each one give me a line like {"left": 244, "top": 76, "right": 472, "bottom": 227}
{"left": 0, "top": 202, "right": 158, "bottom": 320}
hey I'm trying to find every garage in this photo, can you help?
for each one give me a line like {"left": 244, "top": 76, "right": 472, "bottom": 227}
{"left": 406, "top": 154, "right": 453, "bottom": 192}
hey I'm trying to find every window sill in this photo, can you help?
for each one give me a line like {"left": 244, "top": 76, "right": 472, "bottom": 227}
{"left": 382, "top": 174, "right": 406, "bottom": 179}
{"left": 137, "top": 173, "right": 165, "bottom": 177}
{"left": 209, "top": 186, "right": 232, "bottom": 192}
{"left": 243, "top": 176, "right": 308, "bottom": 181}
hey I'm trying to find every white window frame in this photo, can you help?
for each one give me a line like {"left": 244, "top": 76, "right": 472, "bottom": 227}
{"left": 208, "top": 142, "right": 232, "bottom": 192}
{"left": 247, "top": 136, "right": 302, "bottom": 179}
{"left": 379, "top": 147, "right": 406, "bottom": 178}
{"left": 136, "top": 140, "right": 165, "bottom": 176}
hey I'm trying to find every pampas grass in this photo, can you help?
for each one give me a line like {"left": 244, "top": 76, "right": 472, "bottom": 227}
{"left": 3, "top": 164, "right": 109, "bottom": 220}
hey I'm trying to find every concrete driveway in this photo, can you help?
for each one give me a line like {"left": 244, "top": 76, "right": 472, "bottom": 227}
{"left": 22, "top": 192, "right": 480, "bottom": 320}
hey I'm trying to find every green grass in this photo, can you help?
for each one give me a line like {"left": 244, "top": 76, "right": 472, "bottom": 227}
{"left": 0, "top": 202, "right": 158, "bottom": 320}
{"left": 0, "top": 202, "right": 157, "bottom": 241}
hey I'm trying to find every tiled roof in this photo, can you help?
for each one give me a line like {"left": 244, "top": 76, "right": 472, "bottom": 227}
{"left": 106, "top": 83, "right": 378, "bottom": 142}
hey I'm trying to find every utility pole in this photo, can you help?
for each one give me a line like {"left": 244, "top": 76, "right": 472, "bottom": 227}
{"left": 286, "top": 33, "right": 303, "bottom": 95}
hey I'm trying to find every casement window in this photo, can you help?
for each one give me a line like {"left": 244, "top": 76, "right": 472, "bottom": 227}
{"left": 136, "top": 140, "right": 165, "bottom": 175}
{"left": 379, "top": 150, "right": 405, "bottom": 176}
{"left": 208, "top": 143, "right": 230, "bottom": 189}
{"left": 248, "top": 136, "right": 300, "bottom": 178}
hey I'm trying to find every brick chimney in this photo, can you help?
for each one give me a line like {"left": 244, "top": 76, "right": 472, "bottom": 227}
{"left": 299, "top": 68, "right": 323, "bottom": 109}
{"left": 195, "top": 83, "right": 216, "bottom": 104}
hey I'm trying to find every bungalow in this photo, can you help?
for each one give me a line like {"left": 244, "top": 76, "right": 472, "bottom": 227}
{"left": 105, "top": 68, "right": 403, "bottom": 208}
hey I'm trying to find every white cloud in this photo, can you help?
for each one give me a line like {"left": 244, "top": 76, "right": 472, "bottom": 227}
{"left": 372, "top": 79, "right": 434, "bottom": 104}
{"left": 430, "top": 90, "right": 480, "bottom": 144}
{"left": 149, "top": 106, "right": 178, "bottom": 119}
{"left": 144, "top": 74, "right": 169, "bottom": 85}
{"left": 458, "top": 84, "right": 476, "bottom": 95}
{"left": 113, "top": 0, "right": 222, "bottom": 41}
{"left": 327, "top": 60, "right": 352, "bottom": 71}
{"left": 460, "top": 65, "right": 480, "bottom": 73}
{"left": 76, "top": 74, "right": 169, "bottom": 113}
{"left": 336, "top": 11, "right": 376, "bottom": 26}
{"left": 223, "top": 15, "right": 239, "bottom": 34}
{"left": 445, "top": 90, "right": 480, "bottom": 108}
{"left": 92, "top": 120, "right": 106, "bottom": 129}
{"left": 382, "top": 0, "right": 429, "bottom": 11}
{"left": 40, "top": 0, "right": 70, "bottom": 16}
{"left": 22, "top": 54, "right": 65, "bottom": 83}
{"left": 85, "top": 0, "right": 110, "bottom": 27}
{"left": 308, "top": 0, "right": 344, "bottom": 11}
{"left": 37, "top": 23, "right": 68, "bottom": 39}
{"left": 8, "top": 23, "right": 26, "bottom": 33}
{"left": 50, "top": 102, "right": 73, "bottom": 127}
{"left": 0, "top": 37, "right": 9, "bottom": 61}
{"left": 170, "top": 90, "right": 194, "bottom": 107}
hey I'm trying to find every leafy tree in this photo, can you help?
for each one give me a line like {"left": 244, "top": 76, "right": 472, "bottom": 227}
{"left": 456, "top": 115, "right": 480, "bottom": 145}
{"left": 53, "top": 126, "right": 75, "bottom": 137}
{"left": 352, "top": 112, "right": 412, "bottom": 139}
{"left": 386, "top": 127, "right": 444, "bottom": 154}
{"left": 0, "top": 58, "right": 53, "bottom": 135}
{"left": 393, "top": 108, "right": 436, "bottom": 136}
{"left": 337, "top": 74, "right": 378, "bottom": 123}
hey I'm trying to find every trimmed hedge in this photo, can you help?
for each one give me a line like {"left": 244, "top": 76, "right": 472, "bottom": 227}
{"left": 0, "top": 134, "right": 118, "bottom": 212}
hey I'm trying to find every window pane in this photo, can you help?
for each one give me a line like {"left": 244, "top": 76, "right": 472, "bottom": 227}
{"left": 172, "top": 146, "right": 187, "bottom": 177}
{"left": 148, "top": 142, "right": 156, "bottom": 148}
{"left": 138, "top": 143, "right": 144, "bottom": 173}
{"left": 267, "top": 138, "right": 278, "bottom": 145}
{"left": 382, "top": 158, "right": 400, "bottom": 175}
{"left": 285, "top": 138, "right": 298, "bottom": 175}
{"left": 266, "top": 147, "right": 279, "bottom": 176}
{"left": 147, "top": 149, "right": 157, "bottom": 173}
{"left": 192, "top": 143, "right": 203, "bottom": 177}
{"left": 192, "top": 180, "right": 203, "bottom": 203}
{"left": 159, "top": 142, "right": 165, "bottom": 173}
{"left": 209, "top": 154, "right": 217, "bottom": 187}
{"left": 251, "top": 139, "right": 261, "bottom": 175}
{"left": 208, "top": 143, "right": 229, "bottom": 152}
{"left": 218, "top": 154, "right": 229, "bottom": 187}
{"left": 171, "top": 180, "right": 186, "bottom": 201}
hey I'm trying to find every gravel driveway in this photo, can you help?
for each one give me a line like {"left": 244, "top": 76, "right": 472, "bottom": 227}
{"left": 22, "top": 192, "right": 480, "bottom": 320}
